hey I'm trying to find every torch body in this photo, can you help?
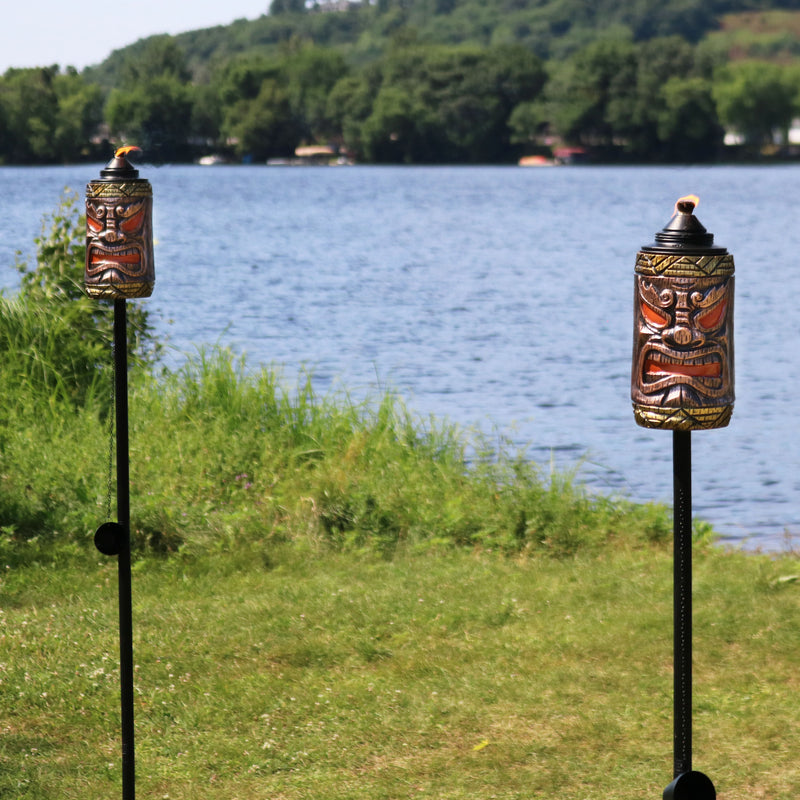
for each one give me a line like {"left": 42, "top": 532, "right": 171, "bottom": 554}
{"left": 85, "top": 151, "right": 154, "bottom": 299}
{"left": 631, "top": 201, "right": 734, "bottom": 431}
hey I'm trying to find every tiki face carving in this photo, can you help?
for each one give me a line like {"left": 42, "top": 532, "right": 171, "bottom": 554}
{"left": 86, "top": 196, "right": 151, "bottom": 285}
{"left": 633, "top": 274, "right": 734, "bottom": 407}
{"left": 85, "top": 149, "right": 154, "bottom": 300}
{"left": 631, "top": 199, "right": 735, "bottom": 430}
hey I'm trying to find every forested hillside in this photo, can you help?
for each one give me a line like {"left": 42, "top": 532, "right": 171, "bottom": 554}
{"left": 156, "top": 0, "right": 800, "bottom": 67}
{"left": 3, "top": 0, "right": 800, "bottom": 164}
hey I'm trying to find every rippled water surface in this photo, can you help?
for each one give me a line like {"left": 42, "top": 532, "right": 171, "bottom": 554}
{"left": 3, "top": 163, "right": 800, "bottom": 550}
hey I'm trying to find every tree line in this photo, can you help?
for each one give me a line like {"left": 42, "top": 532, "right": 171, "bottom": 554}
{"left": 2, "top": 30, "right": 800, "bottom": 165}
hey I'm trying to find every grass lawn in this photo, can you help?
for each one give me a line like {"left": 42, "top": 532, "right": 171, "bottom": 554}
{"left": 2, "top": 541, "right": 800, "bottom": 799}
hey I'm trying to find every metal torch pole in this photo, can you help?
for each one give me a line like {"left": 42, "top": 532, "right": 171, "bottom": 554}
{"left": 114, "top": 298, "right": 136, "bottom": 800}
{"left": 672, "top": 430, "right": 692, "bottom": 779}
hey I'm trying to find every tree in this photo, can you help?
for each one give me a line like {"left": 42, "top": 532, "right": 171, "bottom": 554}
{"left": 712, "top": 60, "right": 797, "bottom": 147}
{"left": 211, "top": 54, "right": 304, "bottom": 159}
{"left": 361, "top": 84, "right": 440, "bottom": 162}
{"left": 482, "top": 43, "right": 547, "bottom": 158}
{"left": 283, "top": 44, "right": 349, "bottom": 141}
{"left": 544, "top": 38, "right": 638, "bottom": 147}
{"left": 625, "top": 0, "right": 715, "bottom": 42}
{"left": 52, "top": 69, "right": 103, "bottom": 162}
{"left": 357, "top": 43, "right": 546, "bottom": 163}
{"left": 508, "top": 100, "right": 549, "bottom": 147}
{"left": 117, "top": 35, "right": 193, "bottom": 85}
{"left": 191, "top": 83, "right": 225, "bottom": 151}
{"left": 655, "top": 75, "right": 722, "bottom": 161}
{"left": 538, "top": 35, "right": 723, "bottom": 161}
{"left": 106, "top": 77, "right": 194, "bottom": 161}
{"left": 0, "top": 67, "right": 61, "bottom": 162}
{"left": 270, "top": 0, "right": 306, "bottom": 13}
{"left": 215, "top": 55, "right": 283, "bottom": 108}
{"left": 412, "top": 45, "right": 507, "bottom": 161}
{"left": 0, "top": 66, "right": 101, "bottom": 163}
{"left": 622, "top": 36, "right": 722, "bottom": 161}
{"left": 326, "top": 72, "right": 376, "bottom": 156}
{"left": 228, "top": 80, "right": 300, "bottom": 160}
{"left": 620, "top": 35, "right": 697, "bottom": 156}
{"left": 105, "top": 37, "right": 195, "bottom": 161}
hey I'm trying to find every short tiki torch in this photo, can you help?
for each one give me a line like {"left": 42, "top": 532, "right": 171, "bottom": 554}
{"left": 632, "top": 196, "right": 735, "bottom": 800}
{"left": 85, "top": 145, "right": 154, "bottom": 800}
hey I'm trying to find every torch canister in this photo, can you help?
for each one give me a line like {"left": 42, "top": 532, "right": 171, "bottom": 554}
{"left": 631, "top": 196, "right": 734, "bottom": 431}
{"left": 85, "top": 146, "right": 154, "bottom": 299}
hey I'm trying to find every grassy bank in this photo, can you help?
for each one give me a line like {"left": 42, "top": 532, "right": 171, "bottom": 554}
{"left": 1, "top": 343, "right": 679, "bottom": 565}
{"left": 2, "top": 543, "right": 800, "bottom": 799}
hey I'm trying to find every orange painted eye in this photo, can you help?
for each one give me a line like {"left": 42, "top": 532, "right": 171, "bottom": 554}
{"left": 120, "top": 208, "right": 145, "bottom": 234}
{"left": 698, "top": 300, "right": 726, "bottom": 330}
{"left": 87, "top": 215, "right": 103, "bottom": 232}
{"left": 641, "top": 301, "right": 669, "bottom": 327}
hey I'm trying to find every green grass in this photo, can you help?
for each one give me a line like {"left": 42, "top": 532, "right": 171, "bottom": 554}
{"left": 0, "top": 344, "right": 674, "bottom": 563}
{"left": 2, "top": 543, "right": 800, "bottom": 799}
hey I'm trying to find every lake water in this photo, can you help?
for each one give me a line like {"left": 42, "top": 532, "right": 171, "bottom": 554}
{"left": 2, "top": 163, "right": 800, "bottom": 552}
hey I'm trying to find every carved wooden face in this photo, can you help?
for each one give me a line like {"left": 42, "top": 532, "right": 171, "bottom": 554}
{"left": 85, "top": 184, "right": 154, "bottom": 299}
{"left": 632, "top": 273, "right": 734, "bottom": 413}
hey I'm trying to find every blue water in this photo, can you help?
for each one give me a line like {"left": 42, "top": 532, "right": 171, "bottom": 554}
{"left": 2, "top": 163, "right": 800, "bottom": 551}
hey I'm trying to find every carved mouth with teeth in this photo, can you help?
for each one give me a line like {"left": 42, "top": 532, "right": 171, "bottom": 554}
{"left": 645, "top": 352, "right": 721, "bottom": 379}
{"left": 640, "top": 343, "right": 726, "bottom": 398}
{"left": 86, "top": 245, "right": 144, "bottom": 279}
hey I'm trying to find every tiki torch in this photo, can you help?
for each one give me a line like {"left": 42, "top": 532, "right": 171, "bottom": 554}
{"left": 632, "top": 196, "right": 734, "bottom": 800}
{"left": 85, "top": 145, "right": 154, "bottom": 800}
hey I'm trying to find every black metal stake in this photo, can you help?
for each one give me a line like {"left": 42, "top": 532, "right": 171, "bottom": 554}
{"left": 663, "top": 431, "right": 715, "bottom": 800}
{"left": 114, "top": 298, "right": 136, "bottom": 800}
{"left": 672, "top": 430, "right": 692, "bottom": 779}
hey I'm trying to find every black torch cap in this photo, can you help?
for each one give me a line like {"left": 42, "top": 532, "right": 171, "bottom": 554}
{"left": 641, "top": 197, "right": 727, "bottom": 255}
{"left": 97, "top": 146, "right": 142, "bottom": 180}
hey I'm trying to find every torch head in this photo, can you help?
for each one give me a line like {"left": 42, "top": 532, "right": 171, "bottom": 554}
{"left": 84, "top": 146, "right": 154, "bottom": 300}
{"left": 631, "top": 196, "right": 735, "bottom": 430}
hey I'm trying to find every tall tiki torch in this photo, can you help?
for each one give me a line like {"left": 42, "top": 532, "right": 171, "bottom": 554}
{"left": 85, "top": 146, "right": 154, "bottom": 800}
{"left": 632, "top": 196, "right": 734, "bottom": 800}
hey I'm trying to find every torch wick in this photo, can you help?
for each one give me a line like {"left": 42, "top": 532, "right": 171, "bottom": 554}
{"left": 676, "top": 201, "right": 695, "bottom": 215}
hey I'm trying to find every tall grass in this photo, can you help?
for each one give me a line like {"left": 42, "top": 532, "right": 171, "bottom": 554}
{"left": 0, "top": 339, "right": 671, "bottom": 565}
{"left": 125, "top": 348, "right": 672, "bottom": 558}
{"left": 0, "top": 293, "right": 110, "bottom": 409}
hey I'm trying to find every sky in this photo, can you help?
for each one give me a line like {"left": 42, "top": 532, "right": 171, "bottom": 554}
{"left": 0, "top": 0, "right": 272, "bottom": 74}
